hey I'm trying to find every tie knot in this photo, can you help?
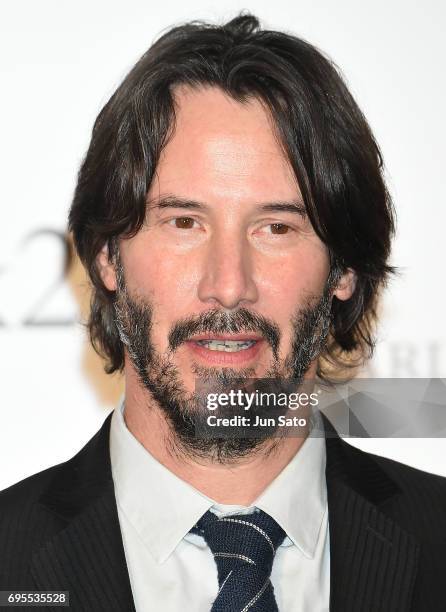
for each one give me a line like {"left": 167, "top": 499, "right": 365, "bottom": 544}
{"left": 193, "top": 509, "right": 285, "bottom": 576}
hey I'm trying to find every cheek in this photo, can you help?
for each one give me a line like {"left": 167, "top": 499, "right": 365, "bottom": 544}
{"left": 257, "top": 246, "right": 330, "bottom": 343}
{"left": 122, "top": 240, "right": 201, "bottom": 313}
{"left": 257, "top": 245, "right": 330, "bottom": 303}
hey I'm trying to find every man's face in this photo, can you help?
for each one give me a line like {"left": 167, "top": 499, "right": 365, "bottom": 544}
{"left": 99, "top": 85, "right": 354, "bottom": 456}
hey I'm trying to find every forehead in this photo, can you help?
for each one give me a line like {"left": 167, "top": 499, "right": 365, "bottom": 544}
{"left": 148, "top": 85, "right": 300, "bottom": 204}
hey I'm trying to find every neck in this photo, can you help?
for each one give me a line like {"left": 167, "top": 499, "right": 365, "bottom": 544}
{"left": 123, "top": 364, "right": 316, "bottom": 506}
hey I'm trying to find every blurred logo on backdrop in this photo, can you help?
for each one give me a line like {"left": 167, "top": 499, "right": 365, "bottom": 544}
{"left": 0, "top": 228, "right": 88, "bottom": 328}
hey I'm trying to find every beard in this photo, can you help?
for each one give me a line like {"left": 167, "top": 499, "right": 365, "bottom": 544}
{"left": 113, "top": 254, "right": 337, "bottom": 462}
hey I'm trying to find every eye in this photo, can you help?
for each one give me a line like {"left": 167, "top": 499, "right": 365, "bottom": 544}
{"left": 168, "top": 217, "right": 198, "bottom": 229}
{"left": 268, "top": 223, "right": 291, "bottom": 235}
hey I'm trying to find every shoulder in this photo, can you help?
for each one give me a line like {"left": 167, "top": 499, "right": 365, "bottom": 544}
{"left": 360, "top": 444, "right": 446, "bottom": 500}
{"left": 0, "top": 413, "right": 112, "bottom": 519}
{"left": 0, "top": 462, "right": 69, "bottom": 587}
{"left": 342, "top": 439, "right": 446, "bottom": 535}
{"left": 0, "top": 462, "right": 64, "bottom": 509}
{"left": 0, "top": 415, "right": 113, "bottom": 585}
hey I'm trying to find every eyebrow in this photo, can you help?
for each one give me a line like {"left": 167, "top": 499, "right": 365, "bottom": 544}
{"left": 148, "top": 195, "right": 307, "bottom": 217}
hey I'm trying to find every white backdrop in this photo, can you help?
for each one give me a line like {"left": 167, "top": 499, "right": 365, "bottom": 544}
{"left": 1, "top": 0, "right": 445, "bottom": 490}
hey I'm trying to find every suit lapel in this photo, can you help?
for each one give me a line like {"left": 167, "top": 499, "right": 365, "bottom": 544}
{"left": 322, "top": 414, "right": 420, "bottom": 612}
{"left": 31, "top": 414, "right": 135, "bottom": 611}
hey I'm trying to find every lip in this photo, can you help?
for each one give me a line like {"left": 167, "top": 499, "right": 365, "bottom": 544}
{"left": 185, "top": 337, "right": 265, "bottom": 365}
{"left": 188, "top": 333, "right": 263, "bottom": 342}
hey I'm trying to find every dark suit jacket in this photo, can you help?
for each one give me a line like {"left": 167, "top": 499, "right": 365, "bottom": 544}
{"left": 0, "top": 412, "right": 445, "bottom": 611}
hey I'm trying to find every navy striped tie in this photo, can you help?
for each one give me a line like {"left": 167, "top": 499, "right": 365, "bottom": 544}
{"left": 192, "top": 509, "right": 286, "bottom": 611}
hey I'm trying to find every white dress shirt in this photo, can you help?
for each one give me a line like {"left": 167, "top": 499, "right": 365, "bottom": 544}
{"left": 109, "top": 403, "right": 330, "bottom": 611}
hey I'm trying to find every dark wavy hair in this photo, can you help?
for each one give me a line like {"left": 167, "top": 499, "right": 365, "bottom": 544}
{"left": 68, "top": 13, "right": 395, "bottom": 380}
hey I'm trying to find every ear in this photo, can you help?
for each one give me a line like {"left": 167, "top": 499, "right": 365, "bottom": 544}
{"left": 332, "top": 267, "right": 357, "bottom": 301}
{"left": 97, "top": 243, "right": 117, "bottom": 291}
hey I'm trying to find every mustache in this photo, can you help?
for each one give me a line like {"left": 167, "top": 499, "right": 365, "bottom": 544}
{"left": 168, "top": 308, "right": 280, "bottom": 356}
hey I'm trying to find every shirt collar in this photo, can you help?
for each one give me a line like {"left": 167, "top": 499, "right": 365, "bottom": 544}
{"left": 110, "top": 403, "right": 213, "bottom": 563}
{"left": 110, "top": 402, "right": 326, "bottom": 563}
{"left": 253, "top": 424, "right": 327, "bottom": 558}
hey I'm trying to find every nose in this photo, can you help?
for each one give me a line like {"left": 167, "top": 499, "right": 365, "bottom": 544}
{"left": 197, "top": 232, "right": 258, "bottom": 309}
